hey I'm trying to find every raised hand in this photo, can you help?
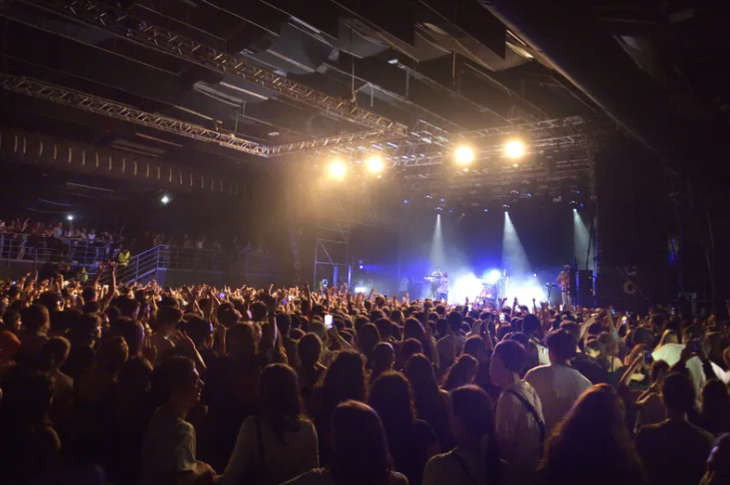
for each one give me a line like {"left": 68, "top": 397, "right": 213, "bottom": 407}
{"left": 142, "top": 336, "right": 158, "bottom": 365}
{"left": 258, "top": 291, "right": 277, "bottom": 314}
{"left": 171, "top": 330, "right": 196, "bottom": 350}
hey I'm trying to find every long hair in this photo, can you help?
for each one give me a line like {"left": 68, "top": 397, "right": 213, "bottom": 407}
{"left": 259, "top": 364, "right": 304, "bottom": 443}
{"left": 357, "top": 323, "right": 381, "bottom": 368}
{"left": 701, "top": 379, "right": 730, "bottom": 435}
{"left": 406, "top": 354, "right": 454, "bottom": 449}
{"left": 322, "top": 350, "right": 367, "bottom": 422}
{"left": 330, "top": 401, "right": 393, "bottom": 485}
{"left": 450, "top": 385, "right": 502, "bottom": 485}
{"left": 369, "top": 342, "right": 395, "bottom": 385}
{"left": 442, "top": 354, "right": 478, "bottom": 391}
{"left": 404, "top": 318, "right": 433, "bottom": 361}
{"left": 369, "top": 371, "right": 415, "bottom": 433}
{"left": 538, "top": 384, "right": 643, "bottom": 485}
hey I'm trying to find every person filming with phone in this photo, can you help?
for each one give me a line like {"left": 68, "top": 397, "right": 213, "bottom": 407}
{"left": 652, "top": 328, "right": 717, "bottom": 396}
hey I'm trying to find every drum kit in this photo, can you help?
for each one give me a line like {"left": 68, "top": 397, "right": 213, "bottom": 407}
{"left": 476, "top": 282, "right": 498, "bottom": 305}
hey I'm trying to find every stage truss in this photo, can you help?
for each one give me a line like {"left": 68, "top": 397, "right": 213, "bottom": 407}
{"left": 304, "top": 115, "right": 606, "bottom": 285}
{"left": 15, "top": 0, "right": 408, "bottom": 138}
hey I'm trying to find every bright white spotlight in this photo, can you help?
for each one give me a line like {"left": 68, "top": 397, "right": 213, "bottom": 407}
{"left": 161, "top": 195, "right": 170, "bottom": 205}
{"left": 573, "top": 208, "right": 577, "bottom": 212}
{"left": 366, "top": 155, "right": 384, "bottom": 174}
{"left": 485, "top": 269, "right": 502, "bottom": 285}
{"left": 451, "top": 273, "right": 484, "bottom": 303}
{"left": 328, "top": 159, "right": 347, "bottom": 179}
{"left": 507, "top": 277, "right": 548, "bottom": 303}
{"left": 505, "top": 140, "right": 525, "bottom": 159}
{"left": 454, "top": 145, "right": 475, "bottom": 165}
{"left": 354, "top": 286, "right": 367, "bottom": 294}
{"left": 66, "top": 215, "right": 74, "bottom": 222}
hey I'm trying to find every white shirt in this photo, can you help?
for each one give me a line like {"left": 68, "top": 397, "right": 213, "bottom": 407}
{"left": 140, "top": 407, "right": 198, "bottom": 485}
{"left": 652, "top": 343, "right": 721, "bottom": 396}
{"left": 423, "top": 446, "right": 490, "bottom": 485}
{"left": 495, "top": 381, "right": 544, "bottom": 485}
{"left": 524, "top": 363, "right": 591, "bottom": 433}
{"left": 219, "top": 416, "right": 319, "bottom": 485}
{"left": 436, "top": 333, "right": 466, "bottom": 366}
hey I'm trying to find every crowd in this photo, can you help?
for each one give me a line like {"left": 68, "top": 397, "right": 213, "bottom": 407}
{"left": 0, "top": 218, "right": 120, "bottom": 245}
{"left": 0, "top": 266, "right": 729, "bottom": 485}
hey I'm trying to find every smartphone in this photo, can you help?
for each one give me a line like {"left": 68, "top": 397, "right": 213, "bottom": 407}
{"left": 644, "top": 350, "right": 653, "bottom": 364}
{"left": 218, "top": 292, "right": 226, "bottom": 299}
{"left": 499, "top": 313, "right": 505, "bottom": 322}
{"left": 690, "top": 337, "right": 702, "bottom": 354}
{"left": 11, "top": 281, "right": 16, "bottom": 285}
{"left": 324, "top": 315, "right": 333, "bottom": 328}
{"left": 611, "top": 308, "right": 616, "bottom": 315}
{"left": 281, "top": 299, "right": 287, "bottom": 305}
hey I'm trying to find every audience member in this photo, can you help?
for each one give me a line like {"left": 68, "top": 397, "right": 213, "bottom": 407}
{"left": 524, "top": 329, "right": 591, "bottom": 432}
{"left": 422, "top": 385, "right": 502, "bottom": 485}
{"left": 636, "top": 372, "right": 715, "bottom": 485}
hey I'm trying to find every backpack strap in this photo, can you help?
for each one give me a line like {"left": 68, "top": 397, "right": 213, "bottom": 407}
{"left": 452, "top": 451, "right": 479, "bottom": 485}
{"left": 505, "top": 388, "right": 546, "bottom": 444}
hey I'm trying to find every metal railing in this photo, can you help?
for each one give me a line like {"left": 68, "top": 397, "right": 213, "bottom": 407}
{"left": 0, "top": 233, "right": 115, "bottom": 267}
{"left": 115, "top": 245, "right": 280, "bottom": 283}
{"left": 0, "top": 234, "right": 280, "bottom": 283}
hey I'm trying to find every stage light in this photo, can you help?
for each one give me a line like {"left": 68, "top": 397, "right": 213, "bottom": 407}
{"left": 404, "top": 199, "right": 408, "bottom": 204}
{"left": 451, "top": 273, "right": 484, "bottom": 303}
{"left": 502, "top": 203, "right": 510, "bottom": 211}
{"left": 483, "top": 208, "right": 489, "bottom": 212}
{"left": 573, "top": 208, "right": 577, "bottom": 212}
{"left": 505, "top": 140, "right": 525, "bottom": 159}
{"left": 449, "top": 209, "right": 453, "bottom": 213}
{"left": 507, "top": 277, "right": 548, "bottom": 303}
{"left": 435, "top": 206, "right": 444, "bottom": 211}
{"left": 66, "top": 214, "right": 74, "bottom": 221}
{"left": 425, "top": 194, "right": 432, "bottom": 199}
{"left": 328, "top": 160, "right": 347, "bottom": 179}
{"left": 354, "top": 286, "right": 367, "bottom": 294}
{"left": 366, "top": 155, "right": 384, "bottom": 174}
{"left": 440, "top": 198, "right": 445, "bottom": 203}
{"left": 161, "top": 195, "right": 170, "bottom": 205}
{"left": 454, "top": 145, "right": 475, "bottom": 165}
{"left": 485, "top": 269, "right": 502, "bottom": 285}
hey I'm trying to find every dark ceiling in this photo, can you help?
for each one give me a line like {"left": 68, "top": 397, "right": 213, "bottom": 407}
{"left": 0, "top": 0, "right": 728, "bottom": 206}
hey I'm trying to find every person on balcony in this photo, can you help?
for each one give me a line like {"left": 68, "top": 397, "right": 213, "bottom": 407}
{"left": 117, "top": 245, "right": 131, "bottom": 269}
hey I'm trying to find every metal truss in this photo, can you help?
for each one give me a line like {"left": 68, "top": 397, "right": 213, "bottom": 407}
{"left": 1, "top": 74, "right": 269, "bottom": 155}
{"left": 322, "top": 116, "right": 595, "bottom": 164}
{"left": 1, "top": 74, "right": 408, "bottom": 157}
{"left": 21, "top": 0, "right": 408, "bottom": 138}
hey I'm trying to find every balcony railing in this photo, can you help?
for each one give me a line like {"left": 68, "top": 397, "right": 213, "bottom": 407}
{"left": 116, "top": 245, "right": 279, "bottom": 283}
{"left": 0, "top": 232, "right": 115, "bottom": 267}
{"left": 0, "top": 233, "right": 280, "bottom": 283}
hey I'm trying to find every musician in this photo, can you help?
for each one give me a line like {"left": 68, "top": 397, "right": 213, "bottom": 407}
{"left": 556, "top": 265, "right": 571, "bottom": 308}
{"left": 428, "top": 267, "right": 443, "bottom": 298}
{"left": 437, "top": 272, "right": 449, "bottom": 301}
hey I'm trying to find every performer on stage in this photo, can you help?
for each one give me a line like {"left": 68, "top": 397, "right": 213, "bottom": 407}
{"left": 557, "top": 265, "right": 571, "bottom": 308}
{"left": 437, "top": 272, "right": 449, "bottom": 301}
{"left": 428, "top": 267, "right": 442, "bottom": 299}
